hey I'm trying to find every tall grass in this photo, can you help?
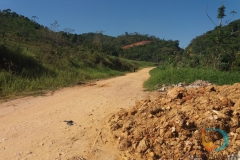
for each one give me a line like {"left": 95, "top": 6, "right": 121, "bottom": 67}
{"left": 0, "top": 51, "right": 154, "bottom": 98}
{"left": 144, "top": 65, "right": 240, "bottom": 90}
{"left": 0, "top": 66, "right": 125, "bottom": 98}
{"left": 118, "top": 57, "right": 155, "bottom": 69}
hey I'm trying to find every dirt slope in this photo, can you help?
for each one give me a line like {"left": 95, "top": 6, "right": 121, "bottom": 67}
{"left": 0, "top": 67, "right": 156, "bottom": 160}
{"left": 121, "top": 41, "right": 151, "bottom": 49}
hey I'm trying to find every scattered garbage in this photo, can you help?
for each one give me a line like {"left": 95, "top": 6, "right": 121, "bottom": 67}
{"left": 64, "top": 120, "right": 74, "bottom": 126}
{"left": 157, "top": 80, "right": 213, "bottom": 92}
{"left": 68, "top": 156, "right": 86, "bottom": 160}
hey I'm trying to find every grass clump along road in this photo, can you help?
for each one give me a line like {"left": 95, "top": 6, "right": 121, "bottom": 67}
{"left": 144, "top": 65, "right": 240, "bottom": 90}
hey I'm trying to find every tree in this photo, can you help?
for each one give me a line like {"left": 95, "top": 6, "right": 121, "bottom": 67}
{"left": 63, "top": 28, "right": 75, "bottom": 34}
{"left": 217, "top": 5, "right": 226, "bottom": 26}
{"left": 50, "top": 20, "right": 59, "bottom": 32}
{"left": 225, "top": 11, "right": 237, "bottom": 24}
{"left": 2, "top": 9, "right": 11, "bottom": 14}
{"left": 206, "top": 2, "right": 237, "bottom": 27}
{"left": 31, "top": 16, "right": 38, "bottom": 22}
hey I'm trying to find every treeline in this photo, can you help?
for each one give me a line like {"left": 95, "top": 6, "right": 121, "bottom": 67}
{"left": 79, "top": 32, "right": 183, "bottom": 61}
{"left": 183, "top": 19, "right": 240, "bottom": 71}
{"left": 120, "top": 39, "right": 182, "bottom": 62}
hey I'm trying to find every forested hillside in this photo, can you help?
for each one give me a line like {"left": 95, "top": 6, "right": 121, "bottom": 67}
{"left": 0, "top": 8, "right": 182, "bottom": 64}
{"left": 77, "top": 32, "right": 183, "bottom": 62}
{"left": 184, "top": 19, "right": 240, "bottom": 71}
{"left": 2, "top": 8, "right": 239, "bottom": 97}
{"left": 0, "top": 9, "right": 163, "bottom": 97}
{"left": 0, "top": 9, "right": 182, "bottom": 97}
{"left": 120, "top": 38, "right": 182, "bottom": 62}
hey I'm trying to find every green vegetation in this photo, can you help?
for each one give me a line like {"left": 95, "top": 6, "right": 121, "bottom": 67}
{"left": 120, "top": 38, "right": 182, "bottom": 62}
{"left": 183, "top": 19, "right": 240, "bottom": 71}
{"left": 1, "top": 4, "right": 240, "bottom": 97}
{"left": 0, "top": 9, "right": 155, "bottom": 98}
{"left": 144, "top": 66, "right": 240, "bottom": 90}
{"left": 0, "top": 40, "right": 153, "bottom": 98}
{"left": 143, "top": 4, "right": 240, "bottom": 91}
{"left": 182, "top": 3, "right": 240, "bottom": 71}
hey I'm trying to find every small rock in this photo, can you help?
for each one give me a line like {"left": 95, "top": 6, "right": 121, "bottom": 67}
{"left": 148, "top": 114, "right": 153, "bottom": 118}
{"left": 118, "top": 139, "right": 131, "bottom": 151}
{"left": 167, "top": 87, "right": 186, "bottom": 99}
{"left": 136, "top": 138, "right": 149, "bottom": 153}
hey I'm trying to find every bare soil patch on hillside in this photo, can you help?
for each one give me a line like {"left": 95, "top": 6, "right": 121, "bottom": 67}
{"left": 122, "top": 41, "right": 151, "bottom": 49}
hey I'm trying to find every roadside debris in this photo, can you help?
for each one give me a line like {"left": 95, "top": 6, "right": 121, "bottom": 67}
{"left": 157, "top": 80, "right": 212, "bottom": 92}
{"left": 64, "top": 120, "right": 74, "bottom": 126}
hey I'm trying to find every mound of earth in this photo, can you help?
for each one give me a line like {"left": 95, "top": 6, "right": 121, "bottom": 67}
{"left": 107, "top": 83, "right": 240, "bottom": 159}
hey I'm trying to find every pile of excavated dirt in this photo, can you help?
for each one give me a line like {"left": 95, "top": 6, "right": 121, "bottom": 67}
{"left": 107, "top": 83, "right": 240, "bottom": 159}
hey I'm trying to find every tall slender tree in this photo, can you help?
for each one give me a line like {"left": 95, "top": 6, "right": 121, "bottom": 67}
{"left": 217, "top": 5, "right": 226, "bottom": 26}
{"left": 206, "top": 2, "right": 236, "bottom": 27}
{"left": 50, "top": 20, "right": 59, "bottom": 32}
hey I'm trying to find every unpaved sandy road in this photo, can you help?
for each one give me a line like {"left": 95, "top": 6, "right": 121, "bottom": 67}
{"left": 0, "top": 67, "right": 156, "bottom": 160}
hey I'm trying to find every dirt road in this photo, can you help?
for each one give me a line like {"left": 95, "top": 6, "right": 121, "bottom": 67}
{"left": 0, "top": 67, "right": 156, "bottom": 160}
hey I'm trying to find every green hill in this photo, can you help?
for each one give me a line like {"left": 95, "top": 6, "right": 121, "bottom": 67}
{"left": 1, "top": 8, "right": 239, "bottom": 98}
{"left": 0, "top": 9, "right": 184, "bottom": 98}
{"left": 185, "top": 19, "right": 240, "bottom": 71}
{"left": 77, "top": 32, "right": 183, "bottom": 61}
{"left": 0, "top": 9, "right": 153, "bottom": 98}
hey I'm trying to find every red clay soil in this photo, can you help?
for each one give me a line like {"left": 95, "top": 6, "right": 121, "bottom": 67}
{"left": 122, "top": 41, "right": 152, "bottom": 49}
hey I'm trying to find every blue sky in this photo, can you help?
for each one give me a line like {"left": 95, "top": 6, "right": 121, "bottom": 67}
{"left": 1, "top": 0, "right": 240, "bottom": 48}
